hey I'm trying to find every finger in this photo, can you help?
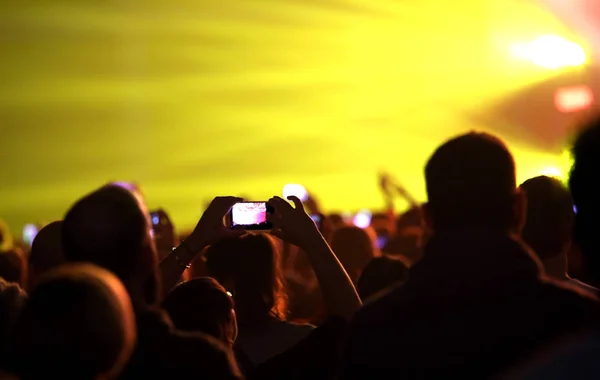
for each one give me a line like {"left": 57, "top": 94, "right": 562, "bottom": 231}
{"left": 268, "top": 196, "right": 293, "bottom": 212}
{"left": 222, "top": 229, "right": 246, "bottom": 239}
{"left": 211, "top": 196, "right": 244, "bottom": 215}
{"left": 287, "top": 196, "right": 305, "bottom": 212}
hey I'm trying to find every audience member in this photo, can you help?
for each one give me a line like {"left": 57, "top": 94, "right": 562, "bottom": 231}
{"left": 8, "top": 264, "right": 136, "bottom": 380}
{"left": 520, "top": 176, "right": 598, "bottom": 294}
{"left": 0, "top": 279, "right": 27, "bottom": 370}
{"left": 162, "top": 277, "right": 237, "bottom": 348}
{"left": 330, "top": 226, "right": 379, "bottom": 284}
{"left": 28, "top": 221, "right": 64, "bottom": 289}
{"left": 205, "top": 233, "right": 314, "bottom": 366}
{"left": 61, "top": 185, "right": 242, "bottom": 379}
{"left": 0, "top": 249, "right": 26, "bottom": 287}
{"left": 356, "top": 255, "right": 408, "bottom": 301}
{"left": 340, "top": 132, "right": 600, "bottom": 379}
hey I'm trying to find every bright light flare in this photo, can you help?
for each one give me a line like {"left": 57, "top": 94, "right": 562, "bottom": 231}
{"left": 554, "top": 85, "right": 594, "bottom": 113}
{"left": 511, "top": 35, "right": 587, "bottom": 69}
{"left": 539, "top": 166, "right": 563, "bottom": 179}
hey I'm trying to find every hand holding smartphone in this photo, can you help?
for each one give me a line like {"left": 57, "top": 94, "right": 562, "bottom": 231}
{"left": 230, "top": 202, "right": 274, "bottom": 230}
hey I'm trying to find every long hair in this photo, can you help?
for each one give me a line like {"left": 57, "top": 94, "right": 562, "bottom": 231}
{"left": 204, "top": 233, "right": 287, "bottom": 328}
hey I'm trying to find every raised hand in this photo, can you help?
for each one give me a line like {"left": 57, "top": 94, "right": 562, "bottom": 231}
{"left": 268, "top": 196, "right": 320, "bottom": 249}
{"left": 184, "top": 196, "right": 245, "bottom": 253}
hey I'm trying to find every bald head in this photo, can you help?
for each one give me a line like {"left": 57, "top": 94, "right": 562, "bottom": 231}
{"left": 30, "top": 221, "right": 64, "bottom": 284}
{"left": 62, "top": 185, "right": 155, "bottom": 285}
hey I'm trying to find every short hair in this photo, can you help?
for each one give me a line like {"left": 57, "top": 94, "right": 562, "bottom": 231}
{"left": 62, "top": 185, "right": 150, "bottom": 282}
{"left": 0, "top": 249, "right": 26, "bottom": 286}
{"left": 357, "top": 256, "right": 409, "bottom": 301}
{"left": 30, "top": 221, "right": 64, "bottom": 282}
{"left": 520, "top": 176, "right": 574, "bottom": 260}
{"left": 425, "top": 132, "right": 516, "bottom": 230}
{"left": 163, "top": 277, "right": 234, "bottom": 342}
{"left": 204, "top": 233, "right": 287, "bottom": 327}
{"left": 570, "top": 116, "right": 600, "bottom": 280}
{"left": 9, "top": 264, "right": 136, "bottom": 379}
{"left": 330, "top": 226, "right": 379, "bottom": 284}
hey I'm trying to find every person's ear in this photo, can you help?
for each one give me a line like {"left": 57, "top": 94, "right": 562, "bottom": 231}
{"left": 512, "top": 188, "right": 527, "bottom": 235}
{"left": 421, "top": 203, "right": 434, "bottom": 233}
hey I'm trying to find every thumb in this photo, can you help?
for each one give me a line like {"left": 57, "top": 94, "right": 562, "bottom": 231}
{"left": 269, "top": 228, "right": 286, "bottom": 241}
{"left": 287, "top": 196, "right": 305, "bottom": 212}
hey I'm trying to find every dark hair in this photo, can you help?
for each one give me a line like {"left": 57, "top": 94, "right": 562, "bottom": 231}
{"left": 357, "top": 256, "right": 409, "bottom": 301}
{"left": 425, "top": 132, "right": 516, "bottom": 231}
{"left": 162, "top": 277, "right": 234, "bottom": 343}
{"left": 29, "top": 221, "right": 64, "bottom": 284}
{"left": 204, "top": 233, "right": 287, "bottom": 327}
{"left": 520, "top": 176, "right": 574, "bottom": 260}
{"left": 570, "top": 116, "right": 600, "bottom": 282}
{"left": 0, "top": 249, "right": 26, "bottom": 286}
{"left": 9, "top": 264, "right": 135, "bottom": 380}
{"left": 62, "top": 185, "right": 151, "bottom": 283}
{"left": 330, "top": 226, "right": 379, "bottom": 284}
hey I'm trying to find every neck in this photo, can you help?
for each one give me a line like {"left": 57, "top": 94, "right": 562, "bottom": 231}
{"left": 542, "top": 254, "right": 568, "bottom": 280}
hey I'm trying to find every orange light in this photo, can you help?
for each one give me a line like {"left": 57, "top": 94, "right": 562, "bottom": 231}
{"left": 554, "top": 85, "right": 594, "bottom": 113}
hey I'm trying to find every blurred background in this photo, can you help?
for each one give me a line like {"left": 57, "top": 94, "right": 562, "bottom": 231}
{"left": 1, "top": 0, "right": 598, "bottom": 233}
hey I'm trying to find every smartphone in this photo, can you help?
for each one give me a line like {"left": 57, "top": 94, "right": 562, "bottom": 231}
{"left": 230, "top": 202, "right": 273, "bottom": 230}
{"left": 150, "top": 212, "right": 161, "bottom": 226}
{"left": 282, "top": 184, "right": 308, "bottom": 202}
{"left": 23, "top": 224, "right": 39, "bottom": 246}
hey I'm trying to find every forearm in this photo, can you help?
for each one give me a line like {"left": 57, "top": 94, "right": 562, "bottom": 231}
{"left": 301, "top": 232, "right": 362, "bottom": 320}
{"left": 158, "top": 243, "right": 197, "bottom": 293}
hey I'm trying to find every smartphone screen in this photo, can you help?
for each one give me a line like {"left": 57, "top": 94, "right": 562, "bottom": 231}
{"left": 353, "top": 210, "right": 372, "bottom": 229}
{"left": 231, "top": 202, "right": 273, "bottom": 230}
{"left": 150, "top": 212, "right": 160, "bottom": 226}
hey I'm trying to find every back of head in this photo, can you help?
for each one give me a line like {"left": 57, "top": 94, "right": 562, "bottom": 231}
{"left": 425, "top": 132, "right": 517, "bottom": 232}
{"left": 29, "top": 221, "right": 64, "bottom": 286}
{"left": 62, "top": 185, "right": 155, "bottom": 291}
{"left": 520, "top": 176, "right": 574, "bottom": 260}
{"left": 162, "top": 277, "right": 235, "bottom": 345}
{"left": 10, "top": 264, "right": 136, "bottom": 380}
{"left": 204, "top": 233, "right": 286, "bottom": 327}
{"left": 357, "top": 255, "right": 409, "bottom": 301}
{"left": 570, "top": 116, "right": 600, "bottom": 282}
{"left": 0, "top": 278, "right": 27, "bottom": 367}
{"left": 0, "top": 249, "right": 26, "bottom": 286}
{"left": 330, "top": 226, "right": 379, "bottom": 283}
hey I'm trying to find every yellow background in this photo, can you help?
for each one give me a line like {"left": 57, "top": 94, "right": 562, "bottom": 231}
{"left": 0, "top": 0, "right": 585, "bottom": 233}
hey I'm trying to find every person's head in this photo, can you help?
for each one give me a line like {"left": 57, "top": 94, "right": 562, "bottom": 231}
{"left": 204, "top": 233, "right": 286, "bottom": 327}
{"left": 62, "top": 184, "right": 159, "bottom": 308}
{"left": 357, "top": 255, "right": 409, "bottom": 301}
{"left": 162, "top": 277, "right": 237, "bottom": 347}
{"left": 0, "top": 278, "right": 27, "bottom": 365}
{"left": 520, "top": 176, "right": 574, "bottom": 260}
{"left": 0, "top": 249, "right": 26, "bottom": 286}
{"left": 424, "top": 132, "right": 524, "bottom": 233}
{"left": 330, "top": 226, "right": 380, "bottom": 284}
{"left": 10, "top": 263, "right": 136, "bottom": 380}
{"left": 570, "top": 116, "right": 600, "bottom": 283}
{"left": 29, "top": 221, "right": 64, "bottom": 288}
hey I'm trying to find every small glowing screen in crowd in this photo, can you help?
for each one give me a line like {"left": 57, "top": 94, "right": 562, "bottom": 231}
{"left": 353, "top": 210, "right": 372, "bottom": 229}
{"left": 554, "top": 85, "right": 594, "bottom": 113}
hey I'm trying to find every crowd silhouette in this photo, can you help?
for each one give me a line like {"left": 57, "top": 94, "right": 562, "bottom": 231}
{"left": 1, "top": 116, "right": 600, "bottom": 379}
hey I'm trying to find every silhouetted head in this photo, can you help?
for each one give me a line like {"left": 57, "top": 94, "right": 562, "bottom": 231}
{"left": 570, "top": 116, "right": 600, "bottom": 284}
{"left": 424, "top": 132, "right": 524, "bottom": 233}
{"left": 520, "top": 176, "right": 574, "bottom": 260}
{"left": 204, "top": 233, "right": 286, "bottom": 328}
{"left": 330, "top": 226, "right": 380, "bottom": 284}
{"left": 10, "top": 263, "right": 136, "bottom": 380}
{"left": 0, "top": 278, "right": 27, "bottom": 368}
{"left": 0, "top": 249, "right": 26, "bottom": 286}
{"left": 163, "top": 277, "right": 237, "bottom": 347}
{"left": 62, "top": 184, "right": 159, "bottom": 308}
{"left": 29, "top": 221, "right": 64, "bottom": 288}
{"left": 357, "top": 255, "right": 409, "bottom": 301}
